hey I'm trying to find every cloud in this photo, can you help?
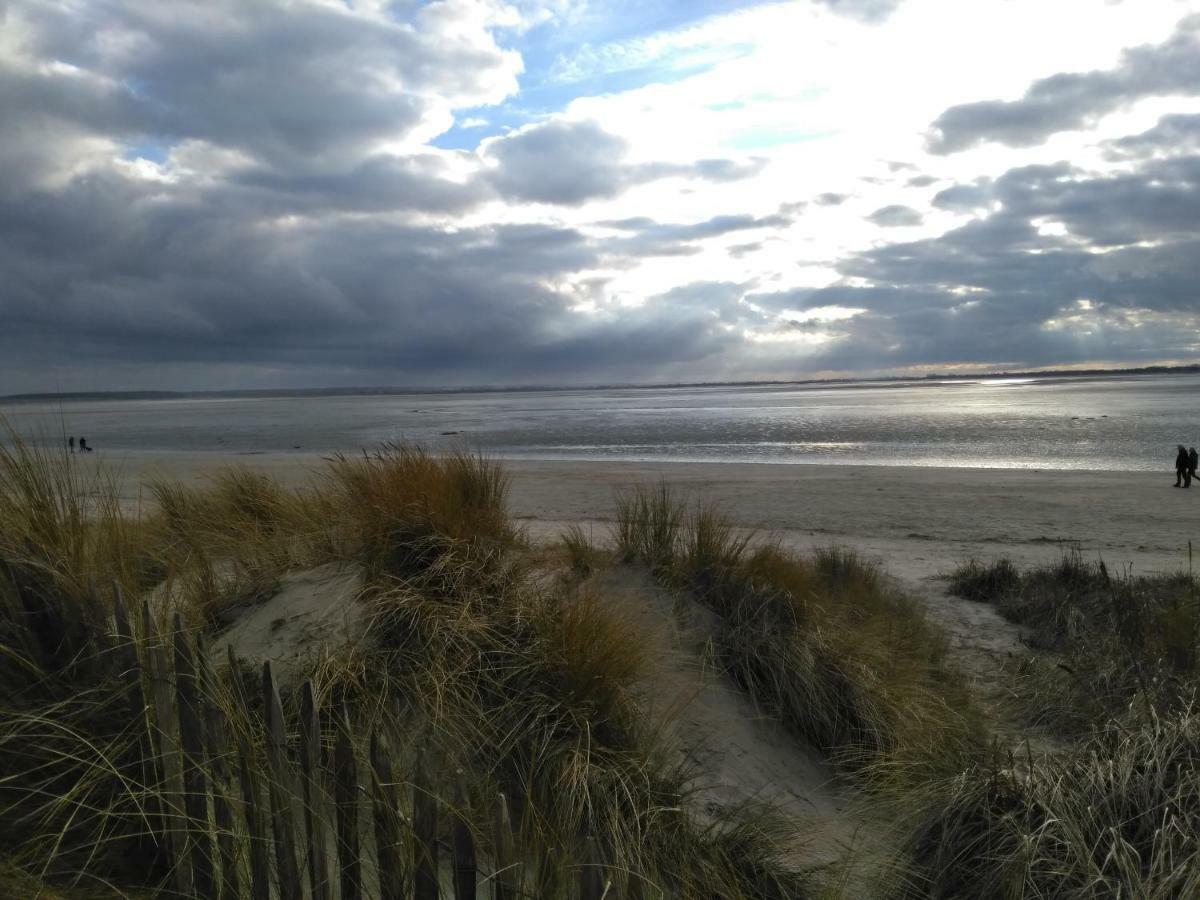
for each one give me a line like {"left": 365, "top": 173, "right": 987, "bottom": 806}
{"left": 814, "top": 192, "right": 849, "bottom": 206}
{"left": 786, "top": 152, "right": 1200, "bottom": 371}
{"left": 867, "top": 204, "right": 923, "bottom": 226}
{"left": 483, "top": 118, "right": 763, "bottom": 205}
{"left": 932, "top": 182, "right": 992, "bottom": 211}
{"left": 813, "top": 0, "right": 903, "bottom": 23}
{"left": 3, "top": 0, "right": 1200, "bottom": 392}
{"left": 598, "top": 211, "right": 796, "bottom": 258}
{"left": 928, "top": 14, "right": 1200, "bottom": 153}
{"left": 1103, "top": 112, "right": 1200, "bottom": 160}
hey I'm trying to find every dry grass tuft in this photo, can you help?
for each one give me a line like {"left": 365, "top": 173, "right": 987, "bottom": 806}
{"left": 613, "top": 484, "right": 983, "bottom": 781}
{"left": 949, "top": 550, "right": 1200, "bottom": 732}
{"left": 906, "top": 706, "right": 1200, "bottom": 899}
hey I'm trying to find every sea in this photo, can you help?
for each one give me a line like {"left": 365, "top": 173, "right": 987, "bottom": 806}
{"left": 2, "top": 372, "right": 1199, "bottom": 472}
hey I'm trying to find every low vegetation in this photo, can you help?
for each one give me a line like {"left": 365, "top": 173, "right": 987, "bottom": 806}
{"left": 908, "top": 551, "right": 1200, "bottom": 897}
{"left": 949, "top": 549, "right": 1200, "bottom": 729}
{"left": 615, "top": 482, "right": 983, "bottom": 779}
{"left": 0, "top": 434, "right": 814, "bottom": 897}
{"left": 3, "top": 427, "right": 1198, "bottom": 898}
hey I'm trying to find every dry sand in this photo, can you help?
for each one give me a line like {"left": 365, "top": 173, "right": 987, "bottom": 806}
{"left": 101, "top": 450, "right": 1200, "bottom": 578}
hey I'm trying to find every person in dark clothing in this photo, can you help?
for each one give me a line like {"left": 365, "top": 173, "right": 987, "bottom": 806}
{"left": 68, "top": 436, "right": 75, "bottom": 453}
{"left": 1190, "top": 447, "right": 1198, "bottom": 485}
{"left": 78, "top": 437, "right": 92, "bottom": 453}
{"left": 1176, "top": 445, "right": 1190, "bottom": 487}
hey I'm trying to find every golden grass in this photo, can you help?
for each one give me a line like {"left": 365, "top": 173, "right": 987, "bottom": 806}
{"left": 9, "top": 431, "right": 1194, "bottom": 898}
{"left": 0, "top": 433, "right": 820, "bottom": 897}
{"left": 613, "top": 484, "right": 984, "bottom": 781}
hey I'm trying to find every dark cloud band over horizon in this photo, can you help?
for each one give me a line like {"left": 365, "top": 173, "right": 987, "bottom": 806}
{"left": 0, "top": 0, "right": 1198, "bottom": 393}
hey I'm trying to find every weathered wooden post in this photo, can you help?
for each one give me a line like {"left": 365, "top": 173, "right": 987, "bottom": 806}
{"left": 197, "top": 637, "right": 241, "bottom": 900}
{"left": 228, "top": 648, "right": 270, "bottom": 900}
{"left": 142, "top": 602, "right": 191, "bottom": 897}
{"left": 263, "top": 661, "right": 304, "bottom": 900}
{"left": 413, "top": 754, "right": 439, "bottom": 900}
{"left": 452, "top": 775, "right": 477, "bottom": 900}
{"left": 174, "top": 613, "right": 215, "bottom": 897}
{"left": 300, "top": 680, "right": 332, "bottom": 900}
{"left": 580, "top": 835, "right": 604, "bottom": 900}
{"left": 333, "top": 702, "right": 362, "bottom": 900}
{"left": 492, "top": 793, "right": 518, "bottom": 900}
{"left": 370, "top": 728, "right": 403, "bottom": 900}
{"left": 110, "top": 583, "right": 145, "bottom": 723}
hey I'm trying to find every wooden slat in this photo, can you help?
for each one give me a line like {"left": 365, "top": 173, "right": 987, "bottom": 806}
{"left": 626, "top": 869, "right": 645, "bottom": 900}
{"left": 300, "top": 680, "right": 332, "bottom": 900}
{"left": 111, "top": 582, "right": 159, "bottom": 870}
{"left": 142, "top": 602, "right": 191, "bottom": 898}
{"left": 370, "top": 728, "right": 403, "bottom": 900}
{"left": 110, "top": 583, "right": 145, "bottom": 724}
{"left": 412, "top": 754, "right": 439, "bottom": 900}
{"left": 229, "top": 647, "right": 271, "bottom": 900}
{"left": 580, "top": 835, "right": 604, "bottom": 900}
{"left": 262, "top": 660, "right": 304, "bottom": 900}
{"left": 534, "top": 844, "right": 561, "bottom": 900}
{"left": 452, "top": 775, "right": 476, "bottom": 900}
{"left": 174, "top": 613, "right": 215, "bottom": 897}
{"left": 198, "top": 637, "right": 241, "bottom": 900}
{"left": 333, "top": 703, "right": 362, "bottom": 900}
{"left": 492, "top": 793, "right": 517, "bottom": 900}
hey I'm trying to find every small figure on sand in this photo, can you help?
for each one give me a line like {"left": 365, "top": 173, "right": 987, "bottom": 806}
{"left": 78, "top": 437, "right": 92, "bottom": 453}
{"left": 68, "top": 436, "right": 75, "bottom": 454}
{"left": 1191, "top": 447, "right": 1198, "bottom": 485}
{"left": 1175, "top": 444, "right": 1190, "bottom": 487}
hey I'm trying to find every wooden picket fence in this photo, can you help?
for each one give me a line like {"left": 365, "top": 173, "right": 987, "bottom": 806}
{"left": 104, "top": 583, "right": 626, "bottom": 900}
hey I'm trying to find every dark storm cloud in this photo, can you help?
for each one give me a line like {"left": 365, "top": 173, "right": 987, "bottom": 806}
{"left": 8, "top": 1, "right": 518, "bottom": 171}
{"left": 777, "top": 151, "right": 1200, "bottom": 371}
{"left": 867, "top": 204, "right": 923, "bottom": 226}
{"left": 229, "top": 154, "right": 491, "bottom": 214}
{"left": 929, "top": 15, "right": 1200, "bottom": 153}
{"left": 484, "top": 120, "right": 762, "bottom": 205}
{"left": 0, "top": 154, "right": 763, "bottom": 389}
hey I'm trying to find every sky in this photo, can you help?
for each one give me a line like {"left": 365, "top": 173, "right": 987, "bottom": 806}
{"left": 2, "top": 0, "right": 1200, "bottom": 392}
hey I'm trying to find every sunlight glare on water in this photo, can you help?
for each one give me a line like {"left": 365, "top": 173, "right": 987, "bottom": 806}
{"left": 3, "top": 373, "right": 1199, "bottom": 472}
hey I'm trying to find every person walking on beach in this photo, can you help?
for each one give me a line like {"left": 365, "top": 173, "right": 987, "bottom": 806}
{"left": 68, "top": 436, "right": 75, "bottom": 454}
{"left": 1190, "top": 447, "right": 1198, "bottom": 485}
{"left": 1175, "top": 444, "right": 1190, "bottom": 487}
{"left": 78, "top": 437, "right": 92, "bottom": 453}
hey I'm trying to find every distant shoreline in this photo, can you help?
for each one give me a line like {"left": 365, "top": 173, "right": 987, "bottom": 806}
{"left": 4, "top": 362, "right": 1199, "bottom": 404}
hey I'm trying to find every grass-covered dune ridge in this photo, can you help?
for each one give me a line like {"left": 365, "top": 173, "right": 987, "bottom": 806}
{"left": 0, "top": 437, "right": 819, "bottom": 897}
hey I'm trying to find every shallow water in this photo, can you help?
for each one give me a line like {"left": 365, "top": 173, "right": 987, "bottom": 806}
{"left": 3, "top": 373, "right": 1199, "bottom": 472}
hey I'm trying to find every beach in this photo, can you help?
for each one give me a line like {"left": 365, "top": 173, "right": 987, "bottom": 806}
{"left": 102, "top": 451, "right": 1200, "bottom": 581}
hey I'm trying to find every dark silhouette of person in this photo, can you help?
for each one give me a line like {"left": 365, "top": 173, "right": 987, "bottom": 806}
{"left": 1176, "top": 445, "right": 1189, "bottom": 487}
{"left": 1190, "top": 447, "right": 1198, "bottom": 485}
{"left": 68, "top": 436, "right": 75, "bottom": 453}
{"left": 78, "top": 437, "right": 92, "bottom": 453}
